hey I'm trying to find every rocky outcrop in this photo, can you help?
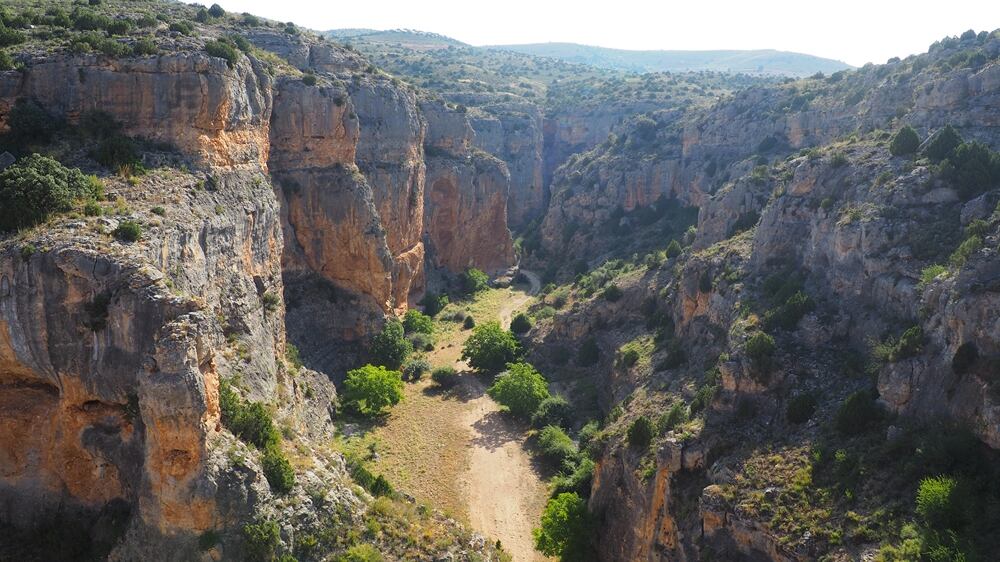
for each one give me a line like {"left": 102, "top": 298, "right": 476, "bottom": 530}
{"left": 0, "top": 54, "right": 272, "bottom": 169}
{"left": 349, "top": 76, "right": 427, "bottom": 308}
{"left": 422, "top": 101, "right": 516, "bottom": 275}
{"left": 469, "top": 104, "right": 546, "bottom": 231}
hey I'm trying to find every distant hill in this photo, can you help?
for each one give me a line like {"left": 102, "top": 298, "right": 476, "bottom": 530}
{"left": 326, "top": 29, "right": 467, "bottom": 49}
{"left": 485, "top": 43, "right": 853, "bottom": 76}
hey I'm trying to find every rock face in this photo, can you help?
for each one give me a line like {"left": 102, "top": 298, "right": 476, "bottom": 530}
{"left": 0, "top": 54, "right": 272, "bottom": 169}
{"left": 525, "top": 35, "right": 1000, "bottom": 562}
{"left": 469, "top": 104, "right": 547, "bottom": 231}
{"left": 422, "top": 101, "right": 516, "bottom": 275}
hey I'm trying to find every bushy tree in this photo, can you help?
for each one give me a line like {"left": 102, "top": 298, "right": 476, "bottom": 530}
{"left": 627, "top": 415, "right": 654, "bottom": 449}
{"left": 835, "top": 390, "right": 882, "bottom": 435}
{"left": 533, "top": 493, "right": 592, "bottom": 561}
{"left": 924, "top": 125, "right": 963, "bottom": 162}
{"left": 665, "top": 239, "right": 682, "bottom": 258}
{"left": 889, "top": 125, "right": 920, "bottom": 156}
{"left": 419, "top": 291, "right": 448, "bottom": 316}
{"left": 370, "top": 319, "right": 412, "bottom": 369}
{"left": 531, "top": 395, "right": 573, "bottom": 429}
{"left": 510, "top": 312, "right": 532, "bottom": 334}
{"left": 916, "top": 476, "right": 967, "bottom": 531}
{"left": 402, "top": 309, "right": 433, "bottom": 334}
{"left": 5, "top": 99, "right": 61, "bottom": 144}
{"left": 401, "top": 358, "right": 430, "bottom": 381}
{"left": 261, "top": 445, "right": 294, "bottom": 493}
{"left": 460, "top": 267, "right": 489, "bottom": 294}
{"left": 487, "top": 362, "right": 550, "bottom": 419}
{"left": 941, "top": 141, "right": 1000, "bottom": 199}
{"left": 208, "top": 3, "right": 226, "bottom": 18}
{"left": 343, "top": 364, "right": 404, "bottom": 416}
{"left": 204, "top": 39, "right": 240, "bottom": 68}
{"left": 0, "top": 154, "right": 101, "bottom": 232}
{"left": 536, "top": 425, "right": 578, "bottom": 466}
{"left": 461, "top": 321, "right": 519, "bottom": 373}
{"left": 745, "top": 331, "right": 776, "bottom": 370}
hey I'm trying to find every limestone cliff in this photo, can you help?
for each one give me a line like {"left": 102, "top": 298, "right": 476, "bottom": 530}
{"left": 422, "top": 100, "right": 516, "bottom": 275}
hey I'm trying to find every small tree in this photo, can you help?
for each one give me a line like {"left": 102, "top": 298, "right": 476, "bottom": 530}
{"left": 916, "top": 476, "right": 967, "bottom": 531}
{"left": 536, "top": 425, "right": 578, "bottom": 466}
{"left": 401, "top": 358, "right": 430, "bottom": 381}
{"left": 533, "top": 493, "right": 592, "bottom": 560}
{"left": 889, "top": 125, "right": 920, "bottom": 156}
{"left": 0, "top": 153, "right": 101, "bottom": 232}
{"left": 531, "top": 396, "right": 573, "bottom": 429}
{"left": 208, "top": 3, "right": 226, "bottom": 18}
{"left": 510, "top": 312, "right": 532, "bottom": 334}
{"left": 923, "top": 125, "right": 963, "bottom": 162}
{"left": 487, "top": 362, "right": 550, "bottom": 419}
{"left": 627, "top": 416, "right": 654, "bottom": 449}
{"left": 665, "top": 239, "right": 682, "bottom": 258}
{"left": 460, "top": 267, "right": 489, "bottom": 294}
{"left": 461, "top": 321, "right": 520, "bottom": 373}
{"left": 745, "top": 331, "right": 776, "bottom": 371}
{"left": 419, "top": 291, "right": 448, "bottom": 316}
{"left": 402, "top": 309, "right": 434, "bottom": 334}
{"left": 261, "top": 445, "right": 294, "bottom": 493}
{"left": 370, "top": 319, "right": 412, "bottom": 369}
{"left": 834, "top": 390, "right": 882, "bottom": 435}
{"left": 343, "top": 364, "right": 404, "bottom": 416}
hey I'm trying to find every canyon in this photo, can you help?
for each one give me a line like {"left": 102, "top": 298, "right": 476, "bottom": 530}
{"left": 0, "top": 2, "right": 999, "bottom": 562}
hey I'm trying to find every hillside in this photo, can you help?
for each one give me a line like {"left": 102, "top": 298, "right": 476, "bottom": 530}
{"left": 2, "top": 2, "right": 1000, "bottom": 562}
{"left": 486, "top": 43, "right": 853, "bottom": 76}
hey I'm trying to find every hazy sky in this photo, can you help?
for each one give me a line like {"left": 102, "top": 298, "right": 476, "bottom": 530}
{"left": 217, "top": 0, "right": 1000, "bottom": 67}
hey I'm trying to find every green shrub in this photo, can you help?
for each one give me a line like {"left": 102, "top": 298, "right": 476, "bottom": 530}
{"left": 627, "top": 416, "right": 654, "bottom": 449}
{"left": 916, "top": 476, "right": 967, "bottom": 531}
{"left": 919, "top": 264, "right": 947, "bottom": 287}
{"left": 0, "top": 154, "right": 102, "bottom": 232}
{"left": 262, "top": 445, "right": 295, "bottom": 493}
{"left": 830, "top": 152, "right": 849, "bottom": 168}
{"left": 949, "top": 235, "right": 982, "bottom": 268}
{"left": 551, "top": 458, "right": 594, "bottom": 497}
{"left": 343, "top": 364, "right": 404, "bottom": 416}
{"left": 620, "top": 347, "right": 640, "bottom": 367}
{"left": 536, "top": 425, "right": 578, "bottom": 467}
{"left": 338, "top": 544, "right": 383, "bottom": 562}
{"left": 488, "top": 362, "right": 550, "bottom": 418}
{"left": 533, "top": 492, "right": 592, "bottom": 560}
{"left": 430, "top": 366, "right": 458, "bottom": 388}
{"left": 510, "top": 312, "right": 532, "bottom": 334}
{"left": 369, "top": 319, "right": 411, "bottom": 370}
{"left": 924, "top": 125, "right": 963, "bottom": 162}
{"left": 208, "top": 3, "right": 226, "bottom": 18}
{"left": 83, "top": 200, "right": 103, "bottom": 216}
{"left": 786, "top": 394, "right": 817, "bottom": 424}
{"left": 0, "top": 50, "right": 16, "bottom": 71}
{"left": 168, "top": 21, "right": 193, "bottom": 35}
{"left": 0, "top": 23, "right": 26, "bottom": 48}
{"left": 243, "top": 520, "right": 281, "bottom": 562}
{"left": 402, "top": 309, "right": 433, "bottom": 334}
{"left": 665, "top": 239, "right": 682, "bottom": 258}
{"left": 941, "top": 142, "right": 1000, "bottom": 199}
{"left": 460, "top": 267, "right": 489, "bottom": 294}
{"left": 531, "top": 396, "right": 573, "bottom": 429}
{"left": 835, "top": 390, "right": 882, "bottom": 435}
{"left": 763, "top": 290, "right": 814, "bottom": 330}
{"left": 302, "top": 73, "right": 317, "bottom": 86}
{"left": 401, "top": 358, "right": 430, "bottom": 381}
{"left": 105, "top": 19, "right": 132, "bottom": 35}
{"left": 461, "top": 321, "right": 520, "bottom": 374}
{"left": 5, "top": 99, "right": 62, "bottom": 145}
{"left": 407, "top": 331, "right": 434, "bottom": 351}
{"left": 72, "top": 10, "right": 112, "bottom": 31}
{"left": 657, "top": 402, "right": 687, "bottom": 433}
{"left": 462, "top": 315, "right": 475, "bottom": 329}
{"left": 601, "top": 284, "right": 623, "bottom": 302}
{"left": 889, "top": 125, "right": 920, "bottom": 156}
{"left": 93, "top": 134, "right": 141, "bottom": 172}
{"left": 345, "top": 456, "right": 394, "bottom": 497}
{"left": 204, "top": 39, "right": 240, "bottom": 68}
{"left": 419, "top": 292, "right": 448, "bottom": 316}
{"left": 132, "top": 37, "right": 158, "bottom": 56}
{"left": 113, "top": 220, "right": 142, "bottom": 242}
{"left": 744, "top": 332, "right": 776, "bottom": 370}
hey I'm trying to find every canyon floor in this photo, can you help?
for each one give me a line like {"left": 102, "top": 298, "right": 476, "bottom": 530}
{"left": 340, "top": 273, "right": 550, "bottom": 562}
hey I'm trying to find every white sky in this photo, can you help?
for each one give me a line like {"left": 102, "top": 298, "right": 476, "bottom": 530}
{"left": 216, "top": 0, "right": 1000, "bottom": 67}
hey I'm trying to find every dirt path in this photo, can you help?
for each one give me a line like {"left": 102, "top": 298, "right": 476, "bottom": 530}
{"left": 460, "top": 269, "right": 549, "bottom": 562}
{"left": 365, "top": 271, "right": 550, "bottom": 561}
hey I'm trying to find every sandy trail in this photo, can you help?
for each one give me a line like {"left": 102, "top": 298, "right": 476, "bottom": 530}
{"left": 370, "top": 270, "right": 550, "bottom": 561}
{"left": 459, "top": 269, "right": 549, "bottom": 562}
